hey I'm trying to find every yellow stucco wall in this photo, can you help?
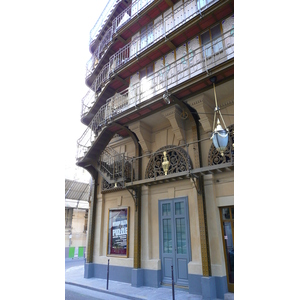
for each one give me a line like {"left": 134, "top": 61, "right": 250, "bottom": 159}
{"left": 91, "top": 81, "right": 234, "bottom": 277}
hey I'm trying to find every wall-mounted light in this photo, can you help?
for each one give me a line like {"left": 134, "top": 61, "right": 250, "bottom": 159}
{"left": 163, "top": 93, "right": 171, "bottom": 104}
{"left": 210, "top": 77, "right": 229, "bottom": 156}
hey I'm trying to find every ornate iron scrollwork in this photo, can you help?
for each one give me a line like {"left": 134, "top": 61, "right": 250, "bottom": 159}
{"left": 208, "top": 124, "right": 234, "bottom": 165}
{"left": 145, "top": 145, "right": 192, "bottom": 179}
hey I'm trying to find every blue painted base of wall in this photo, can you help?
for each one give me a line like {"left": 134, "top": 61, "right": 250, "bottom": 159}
{"left": 132, "top": 269, "right": 144, "bottom": 287}
{"left": 201, "top": 276, "right": 216, "bottom": 300}
{"left": 189, "top": 274, "right": 203, "bottom": 295}
{"left": 189, "top": 274, "right": 228, "bottom": 298}
{"left": 143, "top": 269, "right": 161, "bottom": 287}
{"left": 215, "top": 276, "right": 228, "bottom": 299}
{"left": 84, "top": 262, "right": 94, "bottom": 278}
{"left": 83, "top": 262, "right": 227, "bottom": 298}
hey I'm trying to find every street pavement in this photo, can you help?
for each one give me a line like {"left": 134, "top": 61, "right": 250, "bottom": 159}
{"left": 65, "top": 258, "right": 204, "bottom": 300}
{"left": 66, "top": 284, "right": 128, "bottom": 300}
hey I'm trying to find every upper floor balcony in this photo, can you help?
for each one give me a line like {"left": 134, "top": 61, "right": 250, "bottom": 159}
{"left": 89, "top": 0, "right": 121, "bottom": 49}
{"left": 89, "top": 0, "right": 156, "bottom": 56}
{"left": 81, "top": 3, "right": 234, "bottom": 125}
{"left": 86, "top": 0, "right": 221, "bottom": 83}
{"left": 77, "top": 27, "right": 234, "bottom": 161}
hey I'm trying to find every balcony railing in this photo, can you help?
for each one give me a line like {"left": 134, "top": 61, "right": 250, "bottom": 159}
{"left": 90, "top": 0, "right": 121, "bottom": 44}
{"left": 86, "top": 0, "right": 218, "bottom": 79}
{"left": 77, "top": 28, "right": 234, "bottom": 160}
{"left": 81, "top": 90, "right": 96, "bottom": 117}
{"left": 87, "top": 0, "right": 155, "bottom": 75}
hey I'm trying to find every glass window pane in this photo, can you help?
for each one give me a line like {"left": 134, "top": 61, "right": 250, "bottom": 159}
{"left": 162, "top": 203, "right": 171, "bottom": 216}
{"left": 231, "top": 207, "right": 234, "bottom": 219}
{"left": 147, "top": 64, "right": 154, "bottom": 76}
{"left": 222, "top": 207, "right": 230, "bottom": 220}
{"left": 223, "top": 221, "right": 234, "bottom": 284}
{"left": 176, "top": 218, "right": 186, "bottom": 254}
{"left": 148, "top": 23, "right": 153, "bottom": 44}
{"left": 211, "top": 24, "right": 221, "bottom": 39}
{"left": 163, "top": 219, "right": 172, "bottom": 253}
{"left": 201, "top": 31, "right": 212, "bottom": 57}
{"left": 211, "top": 24, "right": 223, "bottom": 53}
{"left": 175, "top": 201, "right": 184, "bottom": 215}
{"left": 199, "top": 0, "right": 206, "bottom": 9}
{"left": 201, "top": 30, "right": 210, "bottom": 44}
{"left": 140, "top": 68, "right": 146, "bottom": 79}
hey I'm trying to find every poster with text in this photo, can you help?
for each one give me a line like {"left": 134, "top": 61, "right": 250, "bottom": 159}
{"left": 107, "top": 208, "right": 129, "bottom": 256}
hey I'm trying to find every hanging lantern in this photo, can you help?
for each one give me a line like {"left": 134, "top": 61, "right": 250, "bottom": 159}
{"left": 210, "top": 77, "right": 229, "bottom": 156}
{"left": 211, "top": 119, "right": 229, "bottom": 156}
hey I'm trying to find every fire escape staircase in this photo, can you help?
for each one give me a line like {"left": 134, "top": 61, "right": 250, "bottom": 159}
{"left": 96, "top": 147, "right": 133, "bottom": 185}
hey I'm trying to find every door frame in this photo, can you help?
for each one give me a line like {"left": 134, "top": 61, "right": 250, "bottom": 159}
{"left": 219, "top": 206, "right": 234, "bottom": 293}
{"left": 158, "top": 196, "right": 192, "bottom": 286}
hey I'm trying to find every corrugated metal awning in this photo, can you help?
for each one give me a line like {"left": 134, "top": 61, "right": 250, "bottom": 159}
{"left": 65, "top": 179, "right": 90, "bottom": 201}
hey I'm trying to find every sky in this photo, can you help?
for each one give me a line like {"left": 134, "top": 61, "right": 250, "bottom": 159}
{"left": 1, "top": 1, "right": 108, "bottom": 294}
{"left": 2, "top": 1, "right": 108, "bottom": 183}
{"left": 62, "top": 1, "right": 107, "bottom": 183}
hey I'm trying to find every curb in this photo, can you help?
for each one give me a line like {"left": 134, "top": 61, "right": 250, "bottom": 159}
{"left": 65, "top": 282, "right": 146, "bottom": 300}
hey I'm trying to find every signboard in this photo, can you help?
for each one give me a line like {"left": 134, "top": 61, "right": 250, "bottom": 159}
{"left": 107, "top": 208, "right": 129, "bottom": 257}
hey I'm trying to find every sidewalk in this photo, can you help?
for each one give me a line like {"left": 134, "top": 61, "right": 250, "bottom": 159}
{"left": 65, "top": 259, "right": 203, "bottom": 300}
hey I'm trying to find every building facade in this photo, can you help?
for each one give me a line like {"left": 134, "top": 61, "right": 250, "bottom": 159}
{"left": 76, "top": 0, "right": 234, "bottom": 298}
{"left": 65, "top": 179, "right": 89, "bottom": 258}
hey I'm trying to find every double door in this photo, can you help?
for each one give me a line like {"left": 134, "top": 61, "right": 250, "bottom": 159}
{"left": 159, "top": 197, "right": 191, "bottom": 286}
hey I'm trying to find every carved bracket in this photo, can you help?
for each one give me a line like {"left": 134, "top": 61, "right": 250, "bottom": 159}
{"left": 126, "top": 187, "right": 138, "bottom": 211}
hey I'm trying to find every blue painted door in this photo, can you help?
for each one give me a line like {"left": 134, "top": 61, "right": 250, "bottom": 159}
{"left": 159, "top": 197, "right": 191, "bottom": 286}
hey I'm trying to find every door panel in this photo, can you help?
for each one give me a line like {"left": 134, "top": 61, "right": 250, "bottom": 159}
{"left": 177, "top": 258, "right": 188, "bottom": 280}
{"left": 159, "top": 197, "right": 191, "bottom": 286}
{"left": 164, "top": 257, "right": 173, "bottom": 278}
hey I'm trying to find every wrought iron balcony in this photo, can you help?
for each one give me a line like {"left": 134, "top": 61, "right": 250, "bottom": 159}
{"left": 77, "top": 27, "right": 234, "bottom": 161}
{"left": 99, "top": 136, "right": 234, "bottom": 191}
{"left": 87, "top": 0, "right": 155, "bottom": 75}
{"left": 85, "top": 0, "right": 219, "bottom": 81}
{"left": 89, "top": 0, "right": 121, "bottom": 44}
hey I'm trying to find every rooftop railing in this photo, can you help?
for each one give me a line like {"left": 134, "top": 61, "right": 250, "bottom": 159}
{"left": 86, "top": 0, "right": 218, "bottom": 78}
{"left": 77, "top": 28, "right": 234, "bottom": 160}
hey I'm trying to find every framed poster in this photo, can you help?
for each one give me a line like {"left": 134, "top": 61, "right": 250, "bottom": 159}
{"left": 107, "top": 207, "right": 129, "bottom": 257}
